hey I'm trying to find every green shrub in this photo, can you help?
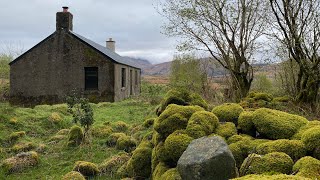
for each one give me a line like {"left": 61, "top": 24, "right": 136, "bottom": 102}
{"left": 67, "top": 125, "right": 84, "bottom": 147}
{"left": 73, "top": 161, "right": 100, "bottom": 176}
{"left": 143, "top": 118, "right": 155, "bottom": 128}
{"left": 126, "top": 146, "right": 152, "bottom": 179}
{"left": 256, "top": 139, "right": 307, "bottom": 161}
{"left": 160, "top": 168, "right": 182, "bottom": 180}
{"left": 62, "top": 171, "right": 86, "bottom": 180}
{"left": 237, "top": 111, "right": 256, "bottom": 137}
{"left": 12, "top": 142, "right": 37, "bottom": 153}
{"left": 215, "top": 122, "right": 237, "bottom": 139}
{"left": 240, "top": 152, "right": 293, "bottom": 176}
{"left": 163, "top": 131, "right": 193, "bottom": 166}
{"left": 186, "top": 111, "right": 219, "bottom": 139}
{"left": 116, "top": 135, "right": 137, "bottom": 152}
{"left": 152, "top": 162, "right": 170, "bottom": 180}
{"left": 292, "top": 120, "right": 320, "bottom": 140}
{"left": 106, "top": 133, "right": 126, "bottom": 147}
{"left": 9, "top": 131, "right": 26, "bottom": 142}
{"left": 293, "top": 156, "right": 320, "bottom": 179}
{"left": 252, "top": 108, "right": 308, "bottom": 139}
{"left": 212, "top": 103, "right": 244, "bottom": 124}
{"left": 113, "top": 121, "right": 129, "bottom": 132}
{"left": 233, "top": 174, "right": 311, "bottom": 180}
{"left": 1, "top": 151, "right": 39, "bottom": 174}
{"left": 99, "top": 153, "right": 130, "bottom": 175}
{"left": 301, "top": 126, "right": 320, "bottom": 152}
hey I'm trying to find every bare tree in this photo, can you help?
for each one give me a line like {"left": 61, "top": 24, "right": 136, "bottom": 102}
{"left": 269, "top": 0, "right": 320, "bottom": 104}
{"left": 158, "top": 0, "right": 268, "bottom": 100}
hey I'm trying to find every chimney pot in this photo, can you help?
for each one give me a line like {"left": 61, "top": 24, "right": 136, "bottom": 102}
{"left": 106, "top": 38, "right": 116, "bottom": 52}
{"left": 62, "top": 6, "right": 69, "bottom": 12}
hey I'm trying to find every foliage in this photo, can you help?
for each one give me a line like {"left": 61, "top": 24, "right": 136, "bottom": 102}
{"left": 251, "top": 73, "right": 274, "bottom": 94}
{"left": 293, "top": 156, "right": 320, "bottom": 179}
{"left": 0, "top": 54, "right": 12, "bottom": 79}
{"left": 141, "top": 81, "right": 167, "bottom": 105}
{"left": 212, "top": 103, "right": 244, "bottom": 124}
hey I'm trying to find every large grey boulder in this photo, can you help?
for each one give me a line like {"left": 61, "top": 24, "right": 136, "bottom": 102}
{"left": 177, "top": 136, "right": 237, "bottom": 180}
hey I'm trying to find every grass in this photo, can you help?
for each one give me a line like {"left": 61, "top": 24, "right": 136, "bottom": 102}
{"left": 0, "top": 98, "right": 157, "bottom": 179}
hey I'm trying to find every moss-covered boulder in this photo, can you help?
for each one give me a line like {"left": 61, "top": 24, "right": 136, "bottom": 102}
{"left": 143, "top": 118, "right": 155, "bottom": 128}
{"left": 212, "top": 103, "right": 244, "bottom": 124}
{"left": 62, "top": 171, "right": 86, "bottom": 180}
{"left": 160, "top": 168, "right": 182, "bottom": 180}
{"left": 9, "top": 131, "right": 26, "bottom": 142}
{"left": 189, "top": 93, "right": 208, "bottom": 110}
{"left": 240, "top": 152, "right": 294, "bottom": 175}
{"left": 99, "top": 153, "right": 130, "bottom": 175}
{"left": 152, "top": 162, "right": 170, "bottom": 180}
{"left": 73, "top": 161, "right": 100, "bottom": 176}
{"left": 12, "top": 142, "right": 37, "bottom": 153}
{"left": 162, "top": 131, "right": 193, "bottom": 166}
{"left": 292, "top": 120, "right": 320, "bottom": 140}
{"left": 126, "top": 145, "right": 152, "bottom": 179}
{"left": 237, "top": 111, "right": 256, "bottom": 137}
{"left": 252, "top": 108, "right": 308, "bottom": 139}
{"left": 116, "top": 135, "right": 137, "bottom": 152}
{"left": 1, "top": 151, "right": 39, "bottom": 174}
{"left": 106, "top": 132, "right": 126, "bottom": 147}
{"left": 215, "top": 122, "right": 237, "bottom": 139}
{"left": 113, "top": 121, "right": 129, "bottom": 132}
{"left": 186, "top": 111, "right": 219, "bottom": 139}
{"left": 232, "top": 174, "right": 311, "bottom": 180}
{"left": 91, "top": 125, "right": 113, "bottom": 138}
{"left": 301, "top": 126, "right": 320, "bottom": 152}
{"left": 227, "top": 134, "right": 253, "bottom": 145}
{"left": 292, "top": 156, "right": 320, "bottom": 179}
{"left": 48, "top": 112, "right": 62, "bottom": 123}
{"left": 250, "top": 92, "right": 273, "bottom": 102}
{"left": 256, "top": 139, "right": 307, "bottom": 161}
{"left": 67, "top": 125, "right": 84, "bottom": 147}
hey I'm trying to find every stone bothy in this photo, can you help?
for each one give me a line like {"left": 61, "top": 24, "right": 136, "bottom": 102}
{"left": 9, "top": 7, "right": 141, "bottom": 104}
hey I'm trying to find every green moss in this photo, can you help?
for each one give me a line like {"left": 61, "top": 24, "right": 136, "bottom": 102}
{"left": 91, "top": 125, "right": 113, "bottom": 138}
{"left": 252, "top": 108, "right": 308, "bottom": 139}
{"left": 292, "top": 120, "right": 320, "bottom": 140}
{"left": 113, "top": 121, "right": 129, "bottom": 132}
{"left": 227, "top": 134, "right": 253, "bottom": 145}
{"left": 240, "top": 152, "right": 293, "bottom": 176}
{"left": 48, "top": 112, "right": 62, "bottom": 123}
{"left": 252, "top": 92, "right": 273, "bottom": 102}
{"left": 126, "top": 146, "right": 152, "bottom": 179}
{"left": 12, "top": 142, "right": 37, "bottom": 153}
{"left": 190, "top": 93, "right": 208, "bottom": 110}
{"left": 158, "top": 104, "right": 204, "bottom": 121}
{"left": 99, "top": 153, "right": 130, "bottom": 175}
{"left": 1, "top": 151, "right": 39, "bottom": 174}
{"left": 106, "top": 132, "right": 126, "bottom": 147}
{"left": 154, "top": 113, "right": 188, "bottom": 138}
{"left": 67, "top": 125, "right": 84, "bottom": 147}
{"left": 293, "top": 156, "right": 320, "bottom": 179}
{"left": 313, "top": 146, "right": 320, "bottom": 160}
{"left": 73, "top": 161, "right": 100, "bottom": 176}
{"left": 273, "top": 96, "right": 290, "bottom": 102}
{"left": 56, "top": 129, "right": 70, "bottom": 135}
{"left": 152, "top": 162, "right": 170, "bottom": 180}
{"left": 301, "top": 126, "right": 320, "bottom": 151}
{"left": 256, "top": 139, "right": 307, "bottom": 161}
{"left": 163, "top": 131, "right": 193, "bottom": 166}
{"left": 151, "top": 131, "right": 164, "bottom": 147}
{"left": 215, "top": 122, "right": 237, "bottom": 139}
{"left": 9, "top": 131, "right": 26, "bottom": 142}
{"left": 212, "top": 103, "right": 244, "bottom": 124}
{"left": 233, "top": 174, "right": 311, "bottom": 180}
{"left": 186, "top": 111, "right": 219, "bottom": 139}
{"left": 62, "top": 171, "right": 86, "bottom": 180}
{"left": 238, "top": 111, "right": 256, "bottom": 137}
{"left": 160, "top": 168, "right": 182, "bottom": 180}
{"left": 49, "top": 135, "right": 66, "bottom": 142}
{"left": 116, "top": 135, "right": 137, "bottom": 152}
{"left": 143, "top": 118, "right": 155, "bottom": 128}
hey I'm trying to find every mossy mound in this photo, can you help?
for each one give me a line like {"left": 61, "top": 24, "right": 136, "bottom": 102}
{"left": 73, "top": 161, "right": 100, "bottom": 176}
{"left": 273, "top": 96, "right": 290, "bottom": 102}
{"left": 152, "top": 162, "right": 170, "bottom": 180}
{"left": 48, "top": 112, "right": 62, "bottom": 123}
{"left": 9, "top": 131, "right": 26, "bottom": 142}
{"left": 250, "top": 92, "right": 273, "bottom": 102}
{"left": 56, "top": 129, "right": 70, "bottom": 135}
{"left": 185, "top": 111, "right": 219, "bottom": 139}
{"left": 116, "top": 135, "right": 137, "bottom": 152}
{"left": 212, "top": 103, "right": 244, "bottom": 124}
{"left": 62, "top": 171, "right": 86, "bottom": 180}
{"left": 99, "top": 153, "right": 130, "bottom": 175}
{"left": 292, "top": 120, "right": 320, "bottom": 140}
{"left": 91, "top": 125, "right": 113, "bottom": 138}
{"left": 113, "top": 121, "right": 129, "bottom": 132}
{"left": 293, "top": 156, "right": 320, "bottom": 179}
{"left": 240, "top": 152, "right": 293, "bottom": 176}
{"left": 301, "top": 126, "right": 320, "bottom": 152}
{"left": 49, "top": 135, "right": 66, "bottom": 142}
{"left": 252, "top": 108, "right": 308, "bottom": 139}
{"left": 227, "top": 134, "right": 253, "bottom": 145}
{"left": 215, "top": 122, "right": 237, "bottom": 139}
{"left": 237, "top": 111, "right": 256, "bottom": 136}
{"left": 12, "top": 142, "right": 37, "bottom": 153}
{"left": 143, "top": 118, "right": 155, "bottom": 128}
{"left": 256, "top": 139, "right": 307, "bottom": 161}
{"left": 67, "top": 125, "right": 84, "bottom": 147}
{"left": 106, "top": 132, "right": 126, "bottom": 147}
{"left": 160, "top": 168, "right": 182, "bottom": 180}
{"left": 162, "top": 131, "right": 193, "bottom": 166}
{"left": 189, "top": 93, "right": 208, "bottom": 110}
{"left": 313, "top": 147, "right": 320, "bottom": 160}
{"left": 126, "top": 145, "right": 152, "bottom": 179}
{"left": 1, "top": 151, "right": 39, "bottom": 174}
{"left": 232, "top": 174, "right": 311, "bottom": 180}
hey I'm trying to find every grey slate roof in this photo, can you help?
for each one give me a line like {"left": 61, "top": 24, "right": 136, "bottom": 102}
{"left": 69, "top": 31, "right": 139, "bottom": 69}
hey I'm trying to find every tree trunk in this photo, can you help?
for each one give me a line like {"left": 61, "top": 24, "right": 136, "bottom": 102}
{"left": 230, "top": 72, "right": 252, "bottom": 101}
{"left": 296, "top": 74, "right": 319, "bottom": 105}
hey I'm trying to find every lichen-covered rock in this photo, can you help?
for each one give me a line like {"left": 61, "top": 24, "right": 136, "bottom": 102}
{"left": 237, "top": 111, "right": 256, "bottom": 136}
{"left": 232, "top": 174, "right": 311, "bottom": 180}
{"left": 67, "top": 125, "right": 84, "bottom": 147}
{"left": 252, "top": 108, "right": 308, "bottom": 139}
{"left": 106, "top": 132, "right": 126, "bottom": 147}
{"left": 186, "top": 111, "right": 219, "bottom": 139}
{"left": 292, "top": 120, "right": 320, "bottom": 140}
{"left": 73, "top": 161, "right": 100, "bottom": 176}
{"left": 240, "top": 152, "right": 293, "bottom": 176}
{"left": 215, "top": 122, "right": 237, "bottom": 139}
{"left": 212, "top": 103, "right": 244, "bottom": 124}
{"left": 293, "top": 156, "right": 320, "bottom": 179}
{"left": 301, "top": 126, "right": 320, "bottom": 152}
{"left": 256, "top": 139, "right": 307, "bottom": 161}
{"left": 116, "top": 135, "right": 136, "bottom": 152}
{"left": 62, "top": 171, "right": 86, "bottom": 180}
{"left": 1, "top": 151, "right": 39, "bottom": 174}
{"left": 126, "top": 145, "right": 152, "bottom": 179}
{"left": 99, "top": 153, "right": 130, "bottom": 175}
{"left": 160, "top": 168, "right": 182, "bottom": 180}
{"left": 177, "top": 136, "right": 236, "bottom": 180}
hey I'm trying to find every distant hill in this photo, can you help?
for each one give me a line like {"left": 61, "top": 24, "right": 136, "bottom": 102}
{"left": 123, "top": 57, "right": 152, "bottom": 69}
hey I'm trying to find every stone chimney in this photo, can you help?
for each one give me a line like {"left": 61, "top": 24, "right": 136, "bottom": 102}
{"left": 106, "top": 38, "right": 115, "bottom": 52}
{"left": 56, "top": 7, "right": 73, "bottom": 31}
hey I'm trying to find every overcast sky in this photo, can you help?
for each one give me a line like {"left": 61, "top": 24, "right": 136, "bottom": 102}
{"left": 0, "top": 0, "right": 177, "bottom": 64}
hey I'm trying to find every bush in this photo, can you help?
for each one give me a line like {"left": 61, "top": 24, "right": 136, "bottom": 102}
{"left": 162, "top": 131, "right": 193, "bottom": 166}
{"left": 62, "top": 171, "right": 86, "bottom": 180}
{"left": 256, "top": 139, "right": 307, "bottom": 161}
{"left": 292, "top": 120, "right": 320, "bottom": 140}
{"left": 212, "top": 103, "right": 244, "bottom": 124}
{"left": 240, "top": 152, "right": 294, "bottom": 176}
{"left": 1, "top": 151, "right": 39, "bottom": 174}
{"left": 99, "top": 153, "right": 130, "bottom": 175}
{"left": 233, "top": 174, "right": 311, "bottom": 180}
{"left": 161, "top": 168, "right": 182, "bottom": 180}
{"left": 215, "top": 122, "right": 237, "bottom": 139}
{"left": 116, "top": 135, "right": 137, "bottom": 152}
{"left": 237, "top": 111, "right": 255, "bottom": 137}
{"left": 152, "top": 162, "right": 170, "bottom": 180}
{"left": 126, "top": 146, "right": 152, "bottom": 179}
{"left": 9, "top": 131, "right": 26, "bottom": 142}
{"left": 186, "top": 111, "right": 219, "bottom": 139}
{"left": 73, "top": 161, "right": 100, "bottom": 176}
{"left": 106, "top": 133, "right": 126, "bottom": 147}
{"left": 301, "top": 126, "right": 320, "bottom": 152}
{"left": 67, "top": 125, "right": 84, "bottom": 147}
{"left": 293, "top": 156, "right": 320, "bottom": 179}
{"left": 252, "top": 108, "right": 308, "bottom": 139}
{"left": 113, "top": 121, "right": 129, "bottom": 132}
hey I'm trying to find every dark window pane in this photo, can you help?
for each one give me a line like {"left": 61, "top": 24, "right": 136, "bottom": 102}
{"left": 121, "top": 68, "right": 126, "bottom": 87}
{"left": 85, "top": 67, "right": 98, "bottom": 90}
